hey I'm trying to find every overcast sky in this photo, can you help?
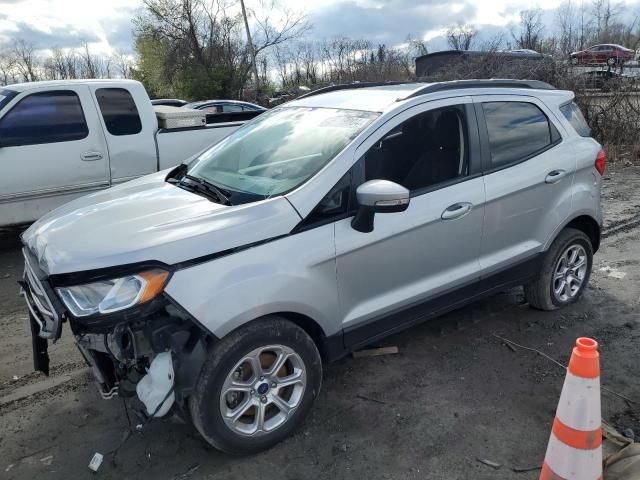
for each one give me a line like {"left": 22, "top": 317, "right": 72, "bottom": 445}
{"left": 0, "top": 0, "right": 639, "bottom": 55}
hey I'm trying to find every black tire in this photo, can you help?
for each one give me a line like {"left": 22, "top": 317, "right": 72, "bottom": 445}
{"left": 607, "top": 57, "right": 617, "bottom": 66}
{"left": 524, "top": 228, "right": 593, "bottom": 311}
{"left": 189, "top": 316, "right": 322, "bottom": 455}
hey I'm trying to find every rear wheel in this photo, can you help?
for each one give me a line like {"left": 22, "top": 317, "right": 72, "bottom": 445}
{"left": 607, "top": 56, "right": 617, "bottom": 66}
{"left": 189, "top": 317, "right": 322, "bottom": 455}
{"left": 525, "top": 228, "right": 593, "bottom": 311}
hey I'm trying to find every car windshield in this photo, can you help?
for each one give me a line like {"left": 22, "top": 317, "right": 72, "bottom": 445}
{"left": 186, "top": 107, "right": 378, "bottom": 202}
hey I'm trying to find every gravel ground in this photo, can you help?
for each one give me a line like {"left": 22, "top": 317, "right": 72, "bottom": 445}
{"left": 1, "top": 165, "right": 639, "bottom": 480}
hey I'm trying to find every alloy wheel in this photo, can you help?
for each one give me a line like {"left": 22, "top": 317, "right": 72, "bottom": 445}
{"left": 552, "top": 244, "right": 588, "bottom": 303}
{"left": 219, "top": 345, "right": 306, "bottom": 436}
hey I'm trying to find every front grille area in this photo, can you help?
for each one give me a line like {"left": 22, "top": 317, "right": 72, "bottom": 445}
{"left": 22, "top": 249, "right": 61, "bottom": 339}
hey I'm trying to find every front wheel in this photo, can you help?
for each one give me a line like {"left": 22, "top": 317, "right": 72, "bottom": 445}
{"left": 607, "top": 56, "right": 618, "bottom": 66}
{"left": 524, "top": 228, "right": 593, "bottom": 311}
{"left": 189, "top": 317, "right": 322, "bottom": 455}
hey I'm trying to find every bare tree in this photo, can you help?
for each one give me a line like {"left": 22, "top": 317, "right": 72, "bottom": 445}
{"left": 445, "top": 24, "right": 477, "bottom": 50}
{"left": 11, "top": 39, "right": 39, "bottom": 82}
{"left": 113, "top": 49, "right": 134, "bottom": 78}
{"left": 136, "top": 0, "right": 308, "bottom": 98}
{"left": 0, "top": 53, "right": 18, "bottom": 85}
{"left": 512, "top": 9, "right": 544, "bottom": 51}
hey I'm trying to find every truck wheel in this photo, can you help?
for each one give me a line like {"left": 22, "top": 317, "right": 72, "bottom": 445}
{"left": 524, "top": 228, "right": 593, "bottom": 311}
{"left": 189, "top": 316, "right": 322, "bottom": 455}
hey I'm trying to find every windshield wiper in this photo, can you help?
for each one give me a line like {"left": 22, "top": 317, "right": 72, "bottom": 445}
{"left": 179, "top": 175, "right": 232, "bottom": 206}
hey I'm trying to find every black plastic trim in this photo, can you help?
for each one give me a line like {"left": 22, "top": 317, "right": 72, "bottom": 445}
{"left": 402, "top": 80, "right": 555, "bottom": 100}
{"left": 157, "top": 122, "right": 244, "bottom": 134}
{"left": 340, "top": 253, "right": 543, "bottom": 351}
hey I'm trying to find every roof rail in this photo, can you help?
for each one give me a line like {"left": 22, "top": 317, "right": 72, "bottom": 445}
{"left": 296, "top": 81, "right": 413, "bottom": 99}
{"left": 295, "top": 79, "right": 555, "bottom": 101}
{"left": 401, "top": 79, "right": 555, "bottom": 100}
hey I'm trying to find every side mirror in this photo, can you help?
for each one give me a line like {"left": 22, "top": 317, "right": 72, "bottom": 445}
{"left": 351, "top": 180, "right": 410, "bottom": 233}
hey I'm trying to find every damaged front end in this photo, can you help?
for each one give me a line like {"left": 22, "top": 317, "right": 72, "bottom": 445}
{"left": 20, "top": 248, "right": 210, "bottom": 420}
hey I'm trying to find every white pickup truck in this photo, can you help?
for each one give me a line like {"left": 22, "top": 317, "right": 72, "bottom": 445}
{"left": 0, "top": 79, "right": 259, "bottom": 226}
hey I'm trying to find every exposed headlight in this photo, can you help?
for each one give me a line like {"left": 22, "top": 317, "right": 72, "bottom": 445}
{"left": 56, "top": 269, "right": 170, "bottom": 317}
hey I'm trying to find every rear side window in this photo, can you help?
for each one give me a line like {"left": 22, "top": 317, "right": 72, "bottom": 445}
{"left": 560, "top": 102, "right": 591, "bottom": 137}
{"left": 0, "top": 90, "right": 88, "bottom": 147}
{"left": 222, "top": 104, "right": 244, "bottom": 113}
{"left": 95, "top": 88, "right": 142, "bottom": 136}
{"left": 482, "top": 101, "right": 561, "bottom": 167}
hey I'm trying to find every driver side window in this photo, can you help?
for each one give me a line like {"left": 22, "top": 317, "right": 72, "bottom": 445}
{"left": 362, "top": 105, "right": 469, "bottom": 193}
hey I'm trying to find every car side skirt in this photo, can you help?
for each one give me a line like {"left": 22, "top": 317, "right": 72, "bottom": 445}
{"left": 322, "top": 253, "right": 543, "bottom": 363}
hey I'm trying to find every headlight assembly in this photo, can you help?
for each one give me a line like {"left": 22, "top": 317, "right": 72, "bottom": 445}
{"left": 56, "top": 269, "right": 170, "bottom": 317}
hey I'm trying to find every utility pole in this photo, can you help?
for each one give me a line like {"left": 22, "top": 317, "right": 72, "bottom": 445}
{"left": 240, "top": 0, "right": 260, "bottom": 98}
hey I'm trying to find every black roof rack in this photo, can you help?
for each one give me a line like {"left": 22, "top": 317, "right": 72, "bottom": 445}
{"left": 296, "top": 79, "right": 555, "bottom": 101}
{"left": 401, "top": 79, "right": 555, "bottom": 99}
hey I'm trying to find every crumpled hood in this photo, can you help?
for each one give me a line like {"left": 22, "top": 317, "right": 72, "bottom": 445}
{"left": 22, "top": 170, "right": 301, "bottom": 276}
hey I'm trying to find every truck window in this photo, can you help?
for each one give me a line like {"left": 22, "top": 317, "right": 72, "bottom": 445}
{"left": 95, "top": 88, "right": 142, "bottom": 136}
{"left": 0, "top": 90, "right": 88, "bottom": 147}
{"left": 482, "top": 101, "right": 561, "bottom": 168}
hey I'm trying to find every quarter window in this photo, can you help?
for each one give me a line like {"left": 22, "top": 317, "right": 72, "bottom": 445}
{"left": 482, "top": 101, "right": 560, "bottom": 167}
{"left": 362, "top": 106, "right": 469, "bottom": 192}
{"left": 560, "top": 102, "right": 591, "bottom": 137}
{"left": 95, "top": 88, "right": 142, "bottom": 136}
{"left": 0, "top": 90, "right": 88, "bottom": 147}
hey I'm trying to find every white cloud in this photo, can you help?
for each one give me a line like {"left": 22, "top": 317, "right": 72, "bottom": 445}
{"left": 0, "top": 0, "right": 639, "bottom": 54}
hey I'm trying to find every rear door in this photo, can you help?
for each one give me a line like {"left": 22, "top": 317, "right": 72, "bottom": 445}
{"left": 0, "top": 85, "right": 109, "bottom": 224}
{"left": 473, "top": 95, "right": 574, "bottom": 278}
{"left": 89, "top": 85, "right": 157, "bottom": 184}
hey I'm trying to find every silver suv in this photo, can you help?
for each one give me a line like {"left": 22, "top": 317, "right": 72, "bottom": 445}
{"left": 21, "top": 80, "right": 604, "bottom": 454}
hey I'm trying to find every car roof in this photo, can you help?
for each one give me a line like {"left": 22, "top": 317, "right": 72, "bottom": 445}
{"left": 4, "top": 78, "right": 142, "bottom": 93}
{"left": 287, "top": 80, "right": 560, "bottom": 113}
{"left": 288, "top": 83, "right": 427, "bottom": 112}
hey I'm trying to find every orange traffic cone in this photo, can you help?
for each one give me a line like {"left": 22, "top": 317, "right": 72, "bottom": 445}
{"left": 540, "top": 337, "right": 602, "bottom": 480}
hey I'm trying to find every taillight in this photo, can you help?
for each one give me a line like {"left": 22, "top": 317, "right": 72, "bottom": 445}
{"left": 595, "top": 149, "right": 606, "bottom": 176}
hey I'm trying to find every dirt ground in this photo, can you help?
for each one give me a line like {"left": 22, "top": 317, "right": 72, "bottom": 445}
{"left": 1, "top": 165, "right": 639, "bottom": 480}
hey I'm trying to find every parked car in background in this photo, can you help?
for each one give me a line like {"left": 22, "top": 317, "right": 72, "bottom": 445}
{"left": 0, "top": 79, "right": 253, "bottom": 226}
{"left": 21, "top": 79, "right": 603, "bottom": 455}
{"left": 507, "top": 49, "right": 540, "bottom": 54}
{"left": 183, "top": 99, "right": 266, "bottom": 114}
{"left": 575, "top": 70, "right": 630, "bottom": 90}
{"left": 570, "top": 44, "right": 634, "bottom": 65}
{"left": 151, "top": 98, "right": 188, "bottom": 107}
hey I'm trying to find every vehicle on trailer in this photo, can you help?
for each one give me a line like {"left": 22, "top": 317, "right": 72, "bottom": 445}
{"left": 21, "top": 79, "right": 604, "bottom": 455}
{"left": 151, "top": 98, "right": 188, "bottom": 107}
{"left": 0, "top": 79, "right": 261, "bottom": 227}
{"left": 570, "top": 44, "right": 634, "bottom": 65}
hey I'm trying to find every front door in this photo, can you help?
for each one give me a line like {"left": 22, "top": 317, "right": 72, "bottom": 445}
{"left": 334, "top": 97, "right": 486, "bottom": 348}
{"left": 0, "top": 85, "right": 109, "bottom": 225}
